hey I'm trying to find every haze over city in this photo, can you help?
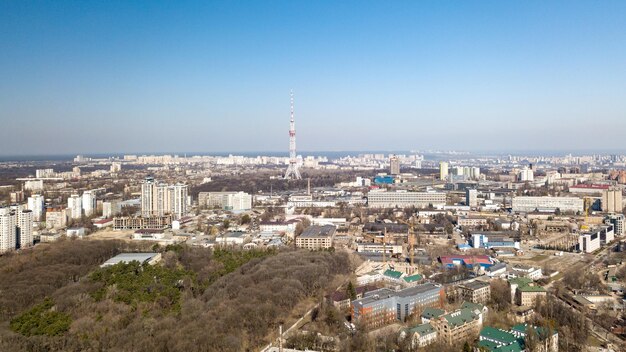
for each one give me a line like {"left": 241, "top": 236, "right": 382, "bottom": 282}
{"left": 2, "top": 1, "right": 626, "bottom": 155}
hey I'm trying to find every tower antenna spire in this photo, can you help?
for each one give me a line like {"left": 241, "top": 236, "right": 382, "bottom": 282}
{"left": 284, "top": 90, "right": 302, "bottom": 180}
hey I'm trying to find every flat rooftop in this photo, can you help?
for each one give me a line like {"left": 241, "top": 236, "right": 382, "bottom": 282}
{"left": 300, "top": 225, "right": 336, "bottom": 238}
{"left": 101, "top": 253, "right": 160, "bottom": 267}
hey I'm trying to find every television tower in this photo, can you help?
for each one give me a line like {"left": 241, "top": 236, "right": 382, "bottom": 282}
{"left": 284, "top": 90, "right": 302, "bottom": 180}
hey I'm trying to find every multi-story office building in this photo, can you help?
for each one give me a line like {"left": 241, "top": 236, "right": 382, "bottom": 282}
{"left": 0, "top": 206, "right": 33, "bottom": 253}
{"left": 82, "top": 191, "right": 96, "bottom": 217}
{"left": 390, "top": 156, "right": 400, "bottom": 175}
{"left": 511, "top": 196, "right": 584, "bottom": 213}
{"left": 295, "top": 225, "right": 335, "bottom": 250}
{"left": 27, "top": 194, "right": 45, "bottom": 221}
{"left": 141, "top": 177, "right": 188, "bottom": 219}
{"left": 466, "top": 189, "right": 478, "bottom": 207}
{"left": 351, "top": 283, "right": 444, "bottom": 329}
{"left": 439, "top": 162, "right": 449, "bottom": 181}
{"left": 368, "top": 190, "right": 446, "bottom": 208}
{"left": 198, "top": 191, "right": 252, "bottom": 211}
{"left": 602, "top": 187, "right": 623, "bottom": 213}
{"left": 606, "top": 214, "right": 625, "bottom": 236}
{"left": 67, "top": 194, "right": 82, "bottom": 219}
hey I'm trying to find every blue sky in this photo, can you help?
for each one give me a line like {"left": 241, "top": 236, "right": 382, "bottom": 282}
{"left": 1, "top": 1, "right": 625, "bottom": 155}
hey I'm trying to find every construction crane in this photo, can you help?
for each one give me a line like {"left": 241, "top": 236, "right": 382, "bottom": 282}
{"left": 581, "top": 196, "right": 592, "bottom": 231}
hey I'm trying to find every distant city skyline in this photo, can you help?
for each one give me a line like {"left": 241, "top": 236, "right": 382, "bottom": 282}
{"left": 2, "top": 1, "right": 626, "bottom": 155}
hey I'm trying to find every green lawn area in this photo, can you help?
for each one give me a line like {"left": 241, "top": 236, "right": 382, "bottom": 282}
{"left": 529, "top": 254, "right": 549, "bottom": 262}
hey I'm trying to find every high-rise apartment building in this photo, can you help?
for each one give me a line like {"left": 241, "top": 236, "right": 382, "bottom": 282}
{"left": 82, "top": 191, "right": 96, "bottom": 217}
{"left": 518, "top": 167, "right": 534, "bottom": 182}
{"left": 14, "top": 206, "right": 33, "bottom": 249}
{"left": 602, "top": 187, "right": 623, "bottom": 213}
{"left": 390, "top": 156, "right": 401, "bottom": 175}
{"left": 68, "top": 194, "right": 82, "bottom": 219}
{"left": 0, "top": 206, "right": 33, "bottom": 253}
{"left": 141, "top": 177, "right": 188, "bottom": 219}
{"left": 466, "top": 189, "right": 478, "bottom": 207}
{"left": 0, "top": 208, "right": 16, "bottom": 253}
{"left": 439, "top": 162, "right": 449, "bottom": 181}
{"left": 27, "top": 194, "right": 45, "bottom": 220}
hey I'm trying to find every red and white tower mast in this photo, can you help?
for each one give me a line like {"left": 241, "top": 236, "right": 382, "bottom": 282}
{"left": 284, "top": 90, "right": 302, "bottom": 180}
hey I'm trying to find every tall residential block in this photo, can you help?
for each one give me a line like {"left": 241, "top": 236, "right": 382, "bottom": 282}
{"left": 439, "top": 162, "right": 449, "bottom": 181}
{"left": 390, "top": 156, "right": 401, "bottom": 175}
{"left": 0, "top": 206, "right": 33, "bottom": 253}
{"left": 27, "top": 194, "right": 45, "bottom": 220}
{"left": 68, "top": 194, "right": 82, "bottom": 219}
{"left": 602, "top": 187, "right": 623, "bottom": 213}
{"left": 141, "top": 177, "right": 188, "bottom": 219}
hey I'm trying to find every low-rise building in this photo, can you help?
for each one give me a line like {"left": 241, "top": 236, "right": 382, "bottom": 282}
{"left": 113, "top": 215, "right": 172, "bottom": 230}
{"left": 457, "top": 281, "right": 491, "bottom": 304}
{"left": 509, "top": 277, "right": 546, "bottom": 306}
{"left": 295, "top": 225, "right": 336, "bottom": 250}
{"left": 215, "top": 231, "right": 249, "bottom": 245}
{"left": 101, "top": 252, "right": 162, "bottom": 267}
{"left": 404, "top": 323, "right": 437, "bottom": 348}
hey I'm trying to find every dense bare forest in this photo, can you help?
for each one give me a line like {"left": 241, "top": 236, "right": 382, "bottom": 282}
{"left": 0, "top": 240, "right": 352, "bottom": 352}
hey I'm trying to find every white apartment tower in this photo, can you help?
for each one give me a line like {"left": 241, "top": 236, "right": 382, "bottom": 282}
{"left": 82, "top": 191, "right": 96, "bottom": 217}
{"left": 0, "top": 208, "right": 16, "bottom": 253}
{"left": 0, "top": 206, "right": 33, "bottom": 253}
{"left": 27, "top": 194, "right": 45, "bottom": 221}
{"left": 14, "top": 206, "right": 33, "bottom": 249}
{"left": 68, "top": 194, "right": 82, "bottom": 219}
{"left": 518, "top": 167, "right": 534, "bottom": 182}
{"left": 440, "top": 162, "right": 449, "bottom": 180}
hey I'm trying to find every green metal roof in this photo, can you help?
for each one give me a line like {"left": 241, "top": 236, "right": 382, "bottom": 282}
{"left": 421, "top": 307, "right": 445, "bottom": 319}
{"left": 442, "top": 308, "right": 479, "bottom": 328}
{"left": 461, "top": 301, "right": 485, "bottom": 311}
{"left": 518, "top": 285, "right": 546, "bottom": 292}
{"left": 383, "top": 269, "right": 403, "bottom": 279}
{"left": 403, "top": 273, "right": 423, "bottom": 283}
{"left": 508, "top": 277, "right": 533, "bottom": 287}
{"left": 407, "top": 323, "right": 435, "bottom": 336}
{"left": 479, "top": 326, "right": 518, "bottom": 345}
{"left": 493, "top": 342, "right": 524, "bottom": 352}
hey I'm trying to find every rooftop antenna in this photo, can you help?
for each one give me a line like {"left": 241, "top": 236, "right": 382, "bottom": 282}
{"left": 284, "top": 90, "right": 302, "bottom": 180}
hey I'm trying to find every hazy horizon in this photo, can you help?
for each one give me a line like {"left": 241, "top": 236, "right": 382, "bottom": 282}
{"left": 2, "top": 1, "right": 626, "bottom": 155}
